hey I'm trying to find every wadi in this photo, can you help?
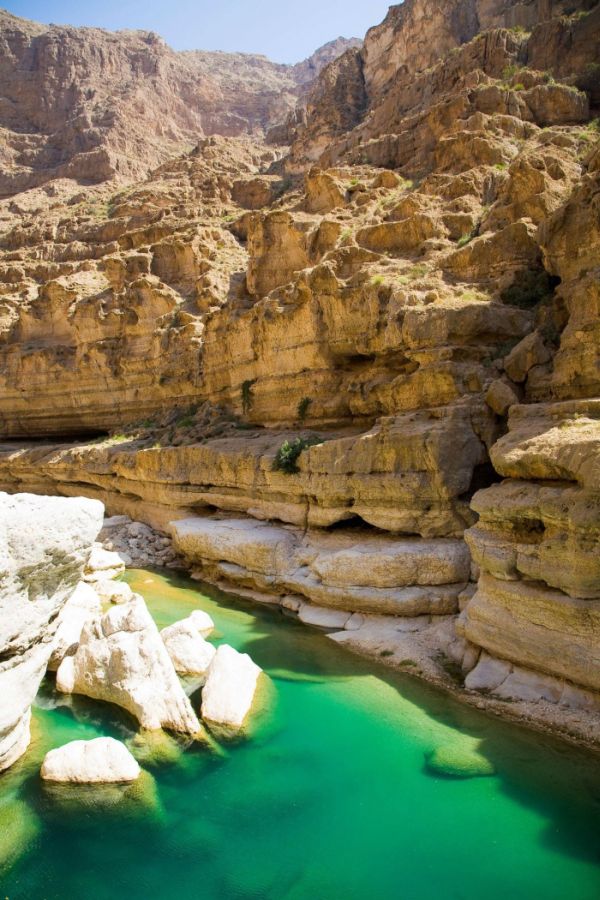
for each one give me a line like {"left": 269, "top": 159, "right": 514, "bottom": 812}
{"left": 0, "top": 2, "right": 599, "bottom": 898}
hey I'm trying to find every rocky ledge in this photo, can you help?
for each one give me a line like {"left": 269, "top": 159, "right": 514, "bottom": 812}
{"left": 0, "top": 0, "right": 599, "bottom": 750}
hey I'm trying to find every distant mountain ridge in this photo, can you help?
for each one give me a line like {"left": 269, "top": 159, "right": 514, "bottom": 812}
{"left": 0, "top": 9, "right": 359, "bottom": 198}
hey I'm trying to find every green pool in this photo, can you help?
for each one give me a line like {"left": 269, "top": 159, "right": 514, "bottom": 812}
{"left": 1, "top": 568, "right": 599, "bottom": 899}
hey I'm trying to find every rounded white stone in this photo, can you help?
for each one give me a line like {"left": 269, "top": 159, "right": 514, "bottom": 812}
{"left": 41, "top": 737, "right": 141, "bottom": 783}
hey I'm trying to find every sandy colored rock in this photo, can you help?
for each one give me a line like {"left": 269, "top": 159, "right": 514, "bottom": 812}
{"left": 0, "top": 0, "right": 599, "bottom": 746}
{"left": 172, "top": 516, "right": 469, "bottom": 617}
{"left": 461, "top": 574, "right": 600, "bottom": 693}
{"left": 464, "top": 652, "right": 512, "bottom": 692}
{"left": 41, "top": 737, "right": 141, "bottom": 783}
{"left": 0, "top": 10, "right": 356, "bottom": 199}
{"left": 84, "top": 545, "right": 126, "bottom": 582}
{"left": 94, "top": 579, "right": 134, "bottom": 604}
{"left": 484, "top": 378, "right": 521, "bottom": 416}
{"left": 503, "top": 331, "right": 552, "bottom": 383}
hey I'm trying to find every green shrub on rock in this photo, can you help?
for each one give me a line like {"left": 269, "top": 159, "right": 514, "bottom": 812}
{"left": 272, "top": 436, "right": 322, "bottom": 474}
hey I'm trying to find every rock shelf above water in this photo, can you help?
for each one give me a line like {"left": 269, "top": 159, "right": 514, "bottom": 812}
{"left": 41, "top": 738, "right": 141, "bottom": 784}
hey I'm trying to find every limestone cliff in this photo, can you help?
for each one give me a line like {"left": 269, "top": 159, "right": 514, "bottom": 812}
{"left": 0, "top": 0, "right": 599, "bottom": 745}
{"left": 0, "top": 10, "right": 358, "bottom": 203}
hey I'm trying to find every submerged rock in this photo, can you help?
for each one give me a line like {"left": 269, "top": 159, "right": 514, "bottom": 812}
{"left": 0, "top": 798, "right": 40, "bottom": 873}
{"left": 126, "top": 730, "right": 187, "bottom": 768}
{"left": 56, "top": 596, "right": 204, "bottom": 736}
{"left": 425, "top": 744, "right": 495, "bottom": 779}
{"left": 41, "top": 737, "right": 141, "bottom": 783}
{"left": 201, "top": 644, "right": 263, "bottom": 735}
{"left": 0, "top": 492, "right": 104, "bottom": 773}
{"left": 161, "top": 613, "right": 216, "bottom": 676}
{"left": 41, "top": 771, "right": 159, "bottom": 817}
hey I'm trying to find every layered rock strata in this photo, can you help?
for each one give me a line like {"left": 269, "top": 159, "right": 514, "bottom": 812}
{"left": 172, "top": 516, "right": 470, "bottom": 617}
{"left": 0, "top": 0, "right": 598, "bottom": 746}
{"left": 0, "top": 10, "right": 358, "bottom": 200}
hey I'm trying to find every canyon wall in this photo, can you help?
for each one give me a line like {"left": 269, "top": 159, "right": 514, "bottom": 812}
{"left": 0, "top": 10, "right": 358, "bottom": 204}
{"left": 0, "top": 1, "right": 598, "bottom": 744}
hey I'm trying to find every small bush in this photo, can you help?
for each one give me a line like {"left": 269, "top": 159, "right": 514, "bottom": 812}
{"left": 397, "top": 263, "right": 429, "bottom": 285}
{"left": 371, "top": 274, "right": 384, "bottom": 286}
{"left": 502, "top": 63, "right": 521, "bottom": 83}
{"left": 457, "top": 231, "right": 475, "bottom": 247}
{"left": 273, "top": 436, "right": 321, "bottom": 474}
{"left": 501, "top": 268, "right": 560, "bottom": 309}
{"left": 513, "top": 82, "right": 525, "bottom": 92}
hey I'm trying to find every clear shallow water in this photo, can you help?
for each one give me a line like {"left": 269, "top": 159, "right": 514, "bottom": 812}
{"left": 1, "top": 568, "right": 599, "bottom": 899}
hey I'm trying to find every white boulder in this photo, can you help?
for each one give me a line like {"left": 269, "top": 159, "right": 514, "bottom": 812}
{"left": 41, "top": 737, "right": 140, "bottom": 783}
{"left": 93, "top": 579, "right": 134, "bottom": 604}
{"left": 0, "top": 492, "right": 104, "bottom": 772}
{"left": 48, "top": 582, "right": 102, "bottom": 671}
{"left": 161, "top": 614, "right": 216, "bottom": 676}
{"left": 83, "top": 544, "right": 126, "bottom": 582}
{"left": 56, "top": 596, "right": 203, "bottom": 735}
{"left": 187, "top": 609, "right": 215, "bottom": 638}
{"left": 201, "top": 644, "right": 262, "bottom": 733}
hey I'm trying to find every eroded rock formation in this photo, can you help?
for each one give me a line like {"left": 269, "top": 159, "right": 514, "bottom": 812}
{"left": 0, "top": 492, "right": 103, "bottom": 771}
{"left": 0, "top": 10, "right": 358, "bottom": 204}
{"left": 56, "top": 595, "right": 204, "bottom": 735}
{"left": 0, "top": 0, "right": 599, "bottom": 745}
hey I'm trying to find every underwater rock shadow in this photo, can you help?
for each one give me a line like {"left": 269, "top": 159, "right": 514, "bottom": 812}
{"left": 148, "top": 568, "right": 600, "bottom": 867}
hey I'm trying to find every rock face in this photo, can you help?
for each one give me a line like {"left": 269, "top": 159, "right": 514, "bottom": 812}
{"left": 56, "top": 596, "right": 203, "bottom": 735}
{"left": 0, "top": 1, "right": 598, "bottom": 744}
{"left": 40, "top": 737, "right": 141, "bottom": 783}
{"left": 0, "top": 10, "right": 358, "bottom": 201}
{"left": 0, "top": 492, "right": 103, "bottom": 771}
{"left": 201, "top": 644, "right": 263, "bottom": 734}
{"left": 172, "top": 517, "right": 469, "bottom": 617}
{"left": 460, "top": 400, "right": 600, "bottom": 699}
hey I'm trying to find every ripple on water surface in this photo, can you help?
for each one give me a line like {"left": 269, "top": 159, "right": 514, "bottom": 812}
{"left": 1, "top": 567, "right": 599, "bottom": 900}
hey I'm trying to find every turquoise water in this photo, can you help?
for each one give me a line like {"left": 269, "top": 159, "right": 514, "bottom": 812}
{"left": 1, "top": 568, "right": 599, "bottom": 899}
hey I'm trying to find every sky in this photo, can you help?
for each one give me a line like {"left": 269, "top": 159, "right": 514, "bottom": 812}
{"left": 3, "top": 1, "right": 394, "bottom": 63}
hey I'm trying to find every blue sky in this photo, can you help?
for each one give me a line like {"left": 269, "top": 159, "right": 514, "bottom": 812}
{"left": 3, "top": 1, "right": 393, "bottom": 63}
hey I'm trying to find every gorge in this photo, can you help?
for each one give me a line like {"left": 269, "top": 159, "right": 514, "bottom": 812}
{"left": 0, "top": 0, "right": 599, "bottom": 895}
